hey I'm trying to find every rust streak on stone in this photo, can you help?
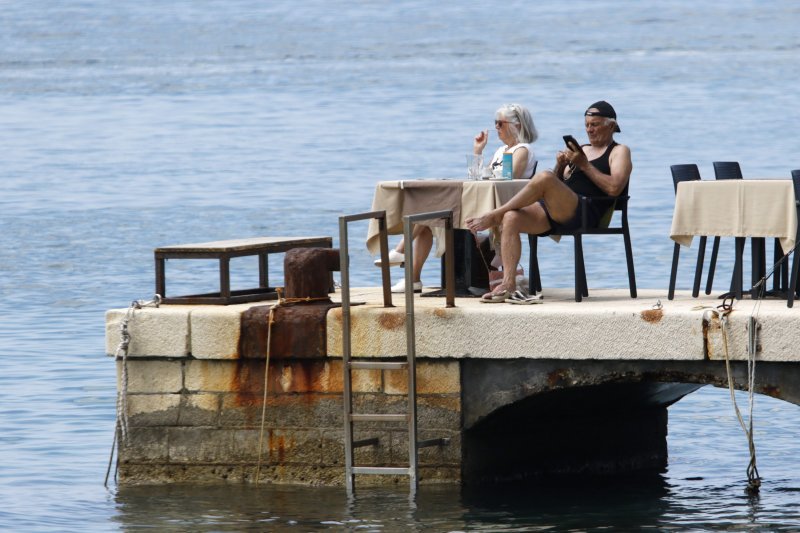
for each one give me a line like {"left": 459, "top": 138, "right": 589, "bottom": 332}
{"left": 760, "top": 385, "right": 781, "bottom": 398}
{"left": 378, "top": 311, "right": 404, "bottom": 330}
{"left": 230, "top": 359, "right": 266, "bottom": 408}
{"left": 269, "top": 431, "right": 286, "bottom": 463}
{"left": 640, "top": 309, "right": 663, "bottom": 323}
{"left": 547, "top": 369, "right": 569, "bottom": 388}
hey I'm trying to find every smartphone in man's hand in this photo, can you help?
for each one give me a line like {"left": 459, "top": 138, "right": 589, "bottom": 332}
{"left": 563, "top": 135, "right": 581, "bottom": 152}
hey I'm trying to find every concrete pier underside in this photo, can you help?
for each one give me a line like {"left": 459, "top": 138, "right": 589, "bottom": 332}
{"left": 105, "top": 288, "right": 800, "bottom": 485}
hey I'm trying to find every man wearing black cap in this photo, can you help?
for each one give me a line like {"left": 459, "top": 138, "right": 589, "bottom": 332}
{"left": 465, "top": 101, "right": 632, "bottom": 302}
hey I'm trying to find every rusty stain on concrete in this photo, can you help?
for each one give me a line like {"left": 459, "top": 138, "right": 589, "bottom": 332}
{"left": 269, "top": 431, "right": 286, "bottom": 463}
{"left": 640, "top": 309, "right": 663, "bottom": 323}
{"left": 760, "top": 385, "right": 781, "bottom": 398}
{"left": 547, "top": 369, "right": 570, "bottom": 388}
{"left": 702, "top": 314, "right": 721, "bottom": 360}
{"left": 433, "top": 308, "right": 451, "bottom": 319}
{"left": 280, "top": 364, "right": 293, "bottom": 392}
{"left": 231, "top": 360, "right": 266, "bottom": 406}
{"left": 239, "top": 303, "right": 339, "bottom": 359}
{"left": 378, "top": 311, "right": 404, "bottom": 330}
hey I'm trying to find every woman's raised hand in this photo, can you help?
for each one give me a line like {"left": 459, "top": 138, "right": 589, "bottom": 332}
{"left": 473, "top": 129, "right": 489, "bottom": 154}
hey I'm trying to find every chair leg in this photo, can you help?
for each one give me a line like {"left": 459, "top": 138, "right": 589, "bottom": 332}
{"left": 574, "top": 235, "right": 585, "bottom": 302}
{"left": 527, "top": 234, "right": 542, "bottom": 294}
{"left": 750, "top": 237, "right": 765, "bottom": 298}
{"left": 783, "top": 249, "right": 790, "bottom": 293}
{"left": 581, "top": 263, "right": 588, "bottom": 298}
{"left": 623, "top": 227, "right": 637, "bottom": 298}
{"left": 788, "top": 245, "right": 800, "bottom": 308}
{"left": 668, "top": 242, "right": 680, "bottom": 300}
{"left": 692, "top": 236, "right": 707, "bottom": 298}
{"left": 775, "top": 238, "right": 788, "bottom": 292}
{"left": 705, "top": 236, "right": 720, "bottom": 295}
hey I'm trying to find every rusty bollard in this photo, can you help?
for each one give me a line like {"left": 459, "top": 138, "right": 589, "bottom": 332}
{"left": 284, "top": 247, "right": 340, "bottom": 299}
{"left": 239, "top": 247, "right": 340, "bottom": 359}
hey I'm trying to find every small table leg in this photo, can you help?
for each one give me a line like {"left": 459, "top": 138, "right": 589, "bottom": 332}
{"left": 733, "top": 237, "right": 745, "bottom": 299}
{"left": 429, "top": 229, "right": 489, "bottom": 297}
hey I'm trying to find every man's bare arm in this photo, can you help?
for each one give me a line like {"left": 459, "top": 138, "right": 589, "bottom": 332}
{"left": 575, "top": 144, "right": 632, "bottom": 196}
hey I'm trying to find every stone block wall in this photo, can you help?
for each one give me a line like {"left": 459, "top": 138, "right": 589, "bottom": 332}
{"left": 116, "top": 356, "right": 462, "bottom": 485}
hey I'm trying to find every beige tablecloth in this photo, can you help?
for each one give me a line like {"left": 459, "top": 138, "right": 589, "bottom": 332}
{"left": 366, "top": 179, "right": 527, "bottom": 256}
{"left": 670, "top": 179, "right": 797, "bottom": 253}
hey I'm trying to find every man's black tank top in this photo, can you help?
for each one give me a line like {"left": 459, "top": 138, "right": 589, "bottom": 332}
{"left": 567, "top": 141, "right": 618, "bottom": 223}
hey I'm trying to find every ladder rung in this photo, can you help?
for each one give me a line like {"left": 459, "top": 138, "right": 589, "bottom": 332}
{"left": 352, "top": 466, "right": 412, "bottom": 476}
{"left": 350, "top": 414, "right": 408, "bottom": 423}
{"left": 349, "top": 361, "right": 407, "bottom": 370}
{"left": 417, "top": 437, "right": 451, "bottom": 449}
{"left": 352, "top": 437, "right": 379, "bottom": 448}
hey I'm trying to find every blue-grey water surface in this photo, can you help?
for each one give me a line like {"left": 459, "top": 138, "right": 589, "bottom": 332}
{"left": 2, "top": 1, "right": 800, "bottom": 530}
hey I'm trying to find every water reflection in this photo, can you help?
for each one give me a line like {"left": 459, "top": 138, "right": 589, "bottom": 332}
{"left": 114, "top": 473, "right": 800, "bottom": 531}
{"left": 113, "top": 477, "right": 675, "bottom": 531}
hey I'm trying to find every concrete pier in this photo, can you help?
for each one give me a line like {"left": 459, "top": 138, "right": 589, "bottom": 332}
{"left": 105, "top": 287, "right": 800, "bottom": 485}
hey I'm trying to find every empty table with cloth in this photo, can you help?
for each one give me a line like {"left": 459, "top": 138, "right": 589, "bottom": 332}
{"left": 366, "top": 179, "right": 527, "bottom": 295}
{"left": 669, "top": 179, "right": 798, "bottom": 300}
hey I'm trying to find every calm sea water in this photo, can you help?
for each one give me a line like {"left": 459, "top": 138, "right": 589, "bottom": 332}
{"left": 2, "top": 1, "right": 800, "bottom": 530}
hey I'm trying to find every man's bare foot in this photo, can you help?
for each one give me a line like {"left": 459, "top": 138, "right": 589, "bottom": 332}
{"left": 480, "top": 282, "right": 516, "bottom": 303}
{"left": 465, "top": 211, "right": 501, "bottom": 232}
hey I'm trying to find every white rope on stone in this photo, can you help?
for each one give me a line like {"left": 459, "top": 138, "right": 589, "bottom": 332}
{"left": 704, "top": 295, "right": 761, "bottom": 493}
{"left": 105, "top": 294, "right": 161, "bottom": 489}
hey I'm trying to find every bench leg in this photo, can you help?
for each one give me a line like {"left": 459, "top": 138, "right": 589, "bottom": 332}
{"left": 259, "top": 253, "right": 269, "bottom": 289}
{"left": 155, "top": 257, "right": 166, "bottom": 298}
{"left": 220, "top": 257, "right": 231, "bottom": 300}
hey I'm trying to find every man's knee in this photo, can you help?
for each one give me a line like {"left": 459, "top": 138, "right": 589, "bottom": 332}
{"left": 531, "top": 169, "right": 557, "bottom": 187}
{"left": 502, "top": 210, "right": 525, "bottom": 232}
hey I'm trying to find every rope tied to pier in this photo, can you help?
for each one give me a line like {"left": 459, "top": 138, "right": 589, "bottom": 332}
{"left": 703, "top": 296, "right": 761, "bottom": 493}
{"left": 105, "top": 294, "right": 161, "bottom": 489}
{"left": 254, "top": 288, "right": 331, "bottom": 484}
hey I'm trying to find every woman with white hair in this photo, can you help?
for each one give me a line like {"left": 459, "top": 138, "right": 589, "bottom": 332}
{"left": 378, "top": 103, "right": 539, "bottom": 293}
{"left": 477, "top": 103, "right": 539, "bottom": 181}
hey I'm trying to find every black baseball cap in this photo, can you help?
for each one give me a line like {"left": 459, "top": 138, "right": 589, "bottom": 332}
{"left": 585, "top": 101, "right": 621, "bottom": 132}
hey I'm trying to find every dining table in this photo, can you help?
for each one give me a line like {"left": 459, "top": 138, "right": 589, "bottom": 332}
{"left": 669, "top": 179, "right": 798, "bottom": 299}
{"left": 366, "top": 178, "right": 528, "bottom": 295}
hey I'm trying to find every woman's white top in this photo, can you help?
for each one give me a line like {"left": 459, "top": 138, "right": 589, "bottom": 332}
{"left": 489, "top": 142, "right": 537, "bottom": 179}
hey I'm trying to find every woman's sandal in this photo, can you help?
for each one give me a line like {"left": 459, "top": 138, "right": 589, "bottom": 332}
{"left": 480, "top": 288, "right": 511, "bottom": 303}
{"left": 507, "top": 290, "right": 543, "bottom": 305}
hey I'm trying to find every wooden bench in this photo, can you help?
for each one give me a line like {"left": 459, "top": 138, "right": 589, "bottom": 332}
{"left": 155, "top": 236, "right": 333, "bottom": 305}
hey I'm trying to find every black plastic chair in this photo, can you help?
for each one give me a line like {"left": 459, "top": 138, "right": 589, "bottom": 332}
{"left": 527, "top": 160, "right": 538, "bottom": 179}
{"left": 527, "top": 183, "right": 636, "bottom": 302}
{"left": 786, "top": 170, "right": 800, "bottom": 307}
{"left": 668, "top": 164, "right": 709, "bottom": 300}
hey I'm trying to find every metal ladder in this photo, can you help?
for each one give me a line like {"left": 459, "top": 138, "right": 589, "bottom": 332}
{"left": 339, "top": 210, "right": 455, "bottom": 494}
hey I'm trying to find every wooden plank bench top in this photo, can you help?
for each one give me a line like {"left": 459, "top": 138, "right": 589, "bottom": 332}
{"left": 155, "top": 236, "right": 333, "bottom": 305}
{"left": 155, "top": 236, "right": 332, "bottom": 255}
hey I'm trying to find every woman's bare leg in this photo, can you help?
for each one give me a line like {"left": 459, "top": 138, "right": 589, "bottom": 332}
{"left": 412, "top": 226, "right": 433, "bottom": 282}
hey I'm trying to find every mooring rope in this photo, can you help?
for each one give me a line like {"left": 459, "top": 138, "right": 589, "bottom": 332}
{"left": 701, "top": 295, "right": 760, "bottom": 493}
{"left": 105, "top": 294, "right": 161, "bottom": 489}
{"left": 254, "top": 289, "right": 331, "bottom": 484}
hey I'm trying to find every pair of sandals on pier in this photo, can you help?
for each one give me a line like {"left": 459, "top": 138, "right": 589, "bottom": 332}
{"left": 481, "top": 288, "right": 543, "bottom": 304}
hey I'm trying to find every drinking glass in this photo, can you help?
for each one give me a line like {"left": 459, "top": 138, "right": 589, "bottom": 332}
{"left": 467, "top": 154, "right": 483, "bottom": 181}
